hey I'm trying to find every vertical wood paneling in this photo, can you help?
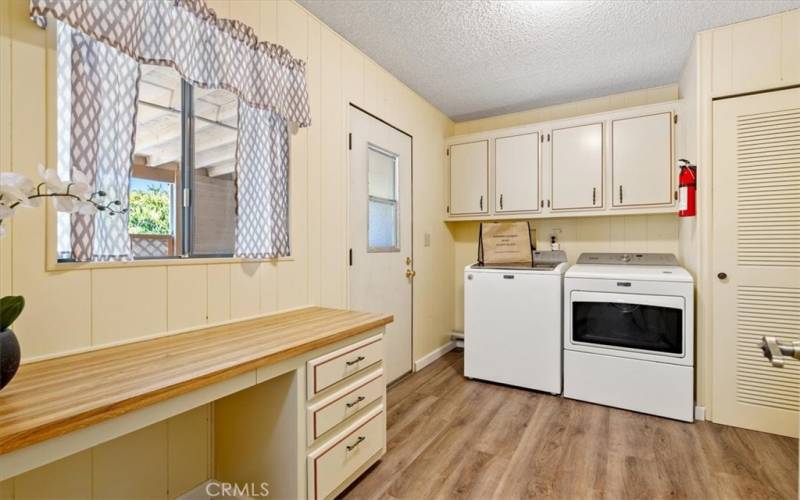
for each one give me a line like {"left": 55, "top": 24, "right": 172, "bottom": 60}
{"left": 731, "top": 16, "right": 782, "bottom": 93}
{"left": 228, "top": 0, "right": 259, "bottom": 26}
{"left": 260, "top": 261, "right": 278, "bottom": 313}
{"left": 167, "top": 265, "right": 208, "bottom": 331}
{"left": 0, "top": 0, "right": 12, "bottom": 299}
{"left": 167, "top": 406, "right": 211, "bottom": 498}
{"left": 92, "top": 422, "right": 169, "bottom": 499}
{"left": 319, "top": 27, "right": 344, "bottom": 308}
{"left": 92, "top": 266, "right": 168, "bottom": 345}
{"left": 12, "top": 451, "right": 91, "bottom": 499}
{"left": 782, "top": 10, "right": 800, "bottom": 85}
{"left": 230, "top": 262, "right": 261, "bottom": 318}
{"left": 306, "top": 16, "right": 322, "bottom": 305}
{"left": 276, "top": 0, "right": 310, "bottom": 309}
{"left": 207, "top": 263, "right": 231, "bottom": 323}
{"left": 259, "top": 0, "right": 278, "bottom": 42}
{"left": 342, "top": 42, "right": 364, "bottom": 108}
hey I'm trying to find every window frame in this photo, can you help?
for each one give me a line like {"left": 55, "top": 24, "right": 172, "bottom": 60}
{"left": 46, "top": 52, "right": 292, "bottom": 270}
{"left": 366, "top": 143, "right": 401, "bottom": 253}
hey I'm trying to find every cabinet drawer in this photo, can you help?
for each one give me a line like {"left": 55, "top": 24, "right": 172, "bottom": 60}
{"left": 307, "top": 334, "right": 383, "bottom": 398}
{"left": 308, "top": 406, "right": 385, "bottom": 500}
{"left": 308, "top": 369, "right": 384, "bottom": 443}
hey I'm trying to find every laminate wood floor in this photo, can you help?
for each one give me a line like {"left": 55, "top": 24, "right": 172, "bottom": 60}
{"left": 340, "top": 350, "right": 798, "bottom": 500}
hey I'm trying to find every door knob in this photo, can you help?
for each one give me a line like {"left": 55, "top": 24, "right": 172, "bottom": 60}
{"left": 405, "top": 269, "right": 416, "bottom": 279}
{"left": 761, "top": 336, "right": 800, "bottom": 368}
{"left": 717, "top": 272, "right": 728, "bottom": 280}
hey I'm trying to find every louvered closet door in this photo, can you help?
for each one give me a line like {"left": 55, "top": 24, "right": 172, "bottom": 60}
{"left": 712, "top": 88, "right": 800, "bottom": 437}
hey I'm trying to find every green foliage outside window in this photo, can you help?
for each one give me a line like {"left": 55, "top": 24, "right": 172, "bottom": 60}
{"left": 128, "top": 184, "right": 171, "bottom": 235}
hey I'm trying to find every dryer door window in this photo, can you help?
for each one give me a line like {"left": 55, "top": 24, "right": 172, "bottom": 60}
{"left": 570, "top": 292, "right": 685, "bottom": 356}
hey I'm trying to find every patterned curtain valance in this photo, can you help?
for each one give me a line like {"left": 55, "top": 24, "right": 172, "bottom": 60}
{"left": 30, "top": 0, "right": 311, "bottom": 127}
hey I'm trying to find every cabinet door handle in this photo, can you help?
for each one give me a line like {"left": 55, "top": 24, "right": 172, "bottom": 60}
{"left": 499, "top": 194, "right": 503, "bottom": 210}
{"left": 619, "top": 185, "right": 624, "bottom": 204}
{"left": 479, "top": 195, "right": 483, "bottom": 211}
{"left": 592, "top": 187, "right": 596, "bottom": 205}
{"left": 540, "top": 200, "right": 544, "bottom": 209}
{"left": 547, "top": 199, "right": 551, "bottom": 208}
{"left": 346, "top": 436, "right": 366, "bottom": 451}
{"left": 345, "top": 355, "right": 365, "bottom": 366}
{"left": 346, "top": 395, "right": 366, "bottom": 408}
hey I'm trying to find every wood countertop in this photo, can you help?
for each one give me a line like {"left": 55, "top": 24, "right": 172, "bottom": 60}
{"left": 0, "top": 307, "right": 392, "bottom": 455}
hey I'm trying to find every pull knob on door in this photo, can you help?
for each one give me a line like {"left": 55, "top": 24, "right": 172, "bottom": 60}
{"left": 717, "top": 272, "right": 728, "bottom": 280}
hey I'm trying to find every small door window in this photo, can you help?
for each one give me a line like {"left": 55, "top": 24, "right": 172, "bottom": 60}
{"left": 367, "top": 145, "right": 399, "bottom": 251}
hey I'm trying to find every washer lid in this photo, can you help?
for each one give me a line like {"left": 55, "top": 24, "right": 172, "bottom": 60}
{"left": 565, "top": 263, "right": 693, "bottom": 282}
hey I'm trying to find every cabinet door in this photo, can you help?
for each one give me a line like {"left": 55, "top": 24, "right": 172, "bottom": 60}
{"left": 612, "top": 112, "right": 673, "bottom": 207}
{"left": 551, "top": 123, "right": 603, "bottom": 210}
{"left": 449, "top": 140, "right": 488, "bottom": 215}
{"left": 495, "top": 132, "right": 540, "bottom": 212}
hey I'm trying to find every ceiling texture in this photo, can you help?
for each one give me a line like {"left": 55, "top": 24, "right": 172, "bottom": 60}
{"left": 297, "top": 0, "right": 800, "bottom": 121}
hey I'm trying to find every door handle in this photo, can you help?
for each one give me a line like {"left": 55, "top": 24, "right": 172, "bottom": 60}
{"left": 717, "top": 272, "right": 727, "bottom": 280}
{"left": 479, "top": 195, "right": 483, "bottom": 211}
{"left": 592, "top": 187, "right": 596, "bottom": 205}
{"left": 761, "top": 336, "right": 800, "bottom": 368}
{"left": 619, "top": 185, "right": 624, "bottom": 204}
{"left": 499, "top": 194, "right": 503, "bottom": 210}
{"left": 405, "top": 269, "right": 416, "bottom": 279}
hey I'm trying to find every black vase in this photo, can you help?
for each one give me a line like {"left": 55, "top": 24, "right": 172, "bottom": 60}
{"left": 0, "top": 328, "right": 20, "bottom": 391}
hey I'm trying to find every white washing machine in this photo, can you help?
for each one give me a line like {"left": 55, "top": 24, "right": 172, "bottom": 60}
{"left": 563, "top": 253, "right": 694, "bottom": 422}
{"left": 464, "top": 251, "right": 568, "bottom": 394}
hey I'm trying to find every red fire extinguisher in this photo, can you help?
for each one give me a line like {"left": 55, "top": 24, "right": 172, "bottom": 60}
{"left": 678, "top": 159, "right": 696, "bottom": 217}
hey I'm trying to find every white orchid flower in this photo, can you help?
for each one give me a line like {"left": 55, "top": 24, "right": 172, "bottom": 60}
{"left": 0, "top": 172, "right": 35, "bottom": 207}
{"left": 70, "top": 169, "right": 93, "bottom": 201}
{"left": 76, "top": 200, "right": 97, "bottom": 215}
{"left": 37, "top": 164, "right": 68, "bottom": 194}
{"left": 52, "top": 195, "right": 79, "bottom": 213}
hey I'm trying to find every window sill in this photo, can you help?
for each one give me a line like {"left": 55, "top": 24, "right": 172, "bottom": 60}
{"left": 47, "top": 255, "right": 295, "bottom": 272}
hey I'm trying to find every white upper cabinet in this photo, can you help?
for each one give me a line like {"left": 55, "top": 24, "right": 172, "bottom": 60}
{"left": 495, "top": 132, "right": 540, "bottom": 213}
{"left": 449, "top": 140, "right": 489, "bottom": 215}
{"left": 551, "top": 123, "right": 603, "bottom": 211}
{"left": 611, "top": 112, "right": 673, "bottom": 207}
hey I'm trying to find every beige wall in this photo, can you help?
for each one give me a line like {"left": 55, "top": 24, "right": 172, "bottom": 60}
{"left": 449, "top": 85, "right": 682, "bottom": 332}
{"left": 0, "top": 0, "right": 453, "bottom": 496}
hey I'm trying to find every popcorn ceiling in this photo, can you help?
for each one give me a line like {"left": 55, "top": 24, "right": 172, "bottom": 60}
{"left": 298, "top": 0, "right": 800, "bottom": 121}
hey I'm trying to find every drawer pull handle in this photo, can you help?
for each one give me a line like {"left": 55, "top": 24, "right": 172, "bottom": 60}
{"left": 346, "top": 436, "right": 366, "bottom": 451}
{"left": 346, "top": 395, "right": 366, "bottom": 408}
{"left": 345, "top": 355, "right": 365, "bottom": 366}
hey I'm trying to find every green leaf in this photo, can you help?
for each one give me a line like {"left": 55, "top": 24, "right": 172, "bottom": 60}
{"left": 0, "top": 295, "right": 25, "bottom": 331}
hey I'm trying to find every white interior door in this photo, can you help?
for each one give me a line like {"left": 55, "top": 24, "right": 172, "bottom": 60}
{"left": 495, "top": 132, "right": 540, "bottom": 212}
{"left": 551, "top": 123, "right": 603, "bottom": 210}
{"left": 349, "top": 106, "right": 412, "bottom": 384}
{"left": 712, "top": 87, "right": 800, "bottom": 437}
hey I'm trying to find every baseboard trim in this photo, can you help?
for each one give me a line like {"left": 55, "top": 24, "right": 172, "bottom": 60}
{"left": 414, "top": 340, "right": 457, "bottom": 372}
{"left": 694, "top": 406, "right": 706, "bottom": 421}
